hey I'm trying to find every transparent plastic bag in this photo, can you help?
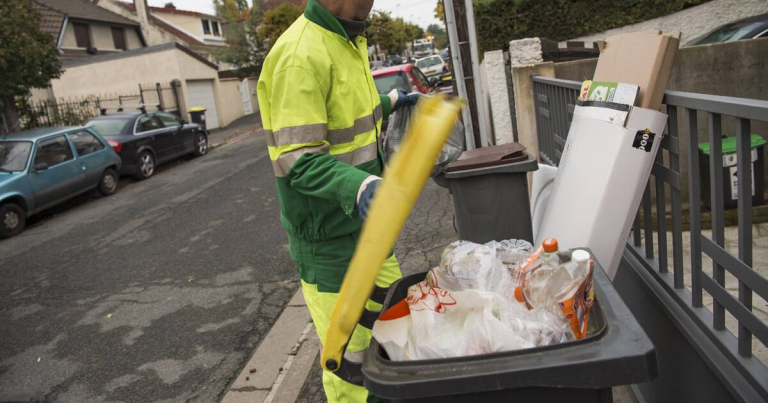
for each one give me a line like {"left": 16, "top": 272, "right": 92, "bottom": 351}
{"left": 426, "top": 239, "right": 532, "bottom": 302}
{"left": 383, "top": 94, "right": 465, "bottom": 176}
{"left": 372, "top": 282, "right": 566, "bottom": 361}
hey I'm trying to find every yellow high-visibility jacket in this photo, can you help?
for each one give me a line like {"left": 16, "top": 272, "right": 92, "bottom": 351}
{"left": 257, "top": 0, "right": 393, "bottom": 292}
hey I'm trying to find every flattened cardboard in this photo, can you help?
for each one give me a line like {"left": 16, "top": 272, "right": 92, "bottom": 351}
{"left": 594, "top": 30, "right": 681, "bottom": 110}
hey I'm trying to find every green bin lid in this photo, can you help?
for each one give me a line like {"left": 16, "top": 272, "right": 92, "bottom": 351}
{"left": 188, "top": 107, "right": 206, "bottom": 112}
{"left": 698, "top": 134, "right": 766, "bottom": 155}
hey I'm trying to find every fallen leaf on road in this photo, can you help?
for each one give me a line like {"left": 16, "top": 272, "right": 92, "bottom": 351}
{"left": 249, "top": 368, "right": 256, "bottom": 373}
{"left": 187, "top": 278, "right": 195, "bottom": 283}
{"left": 37, "top": 357, "right": 41, "bottom": 362}
{"left": 107, "top": 314, "right": 113, "bottom": 318}
{"left": 245, "top": 376, "right": 250, "bottom": 381}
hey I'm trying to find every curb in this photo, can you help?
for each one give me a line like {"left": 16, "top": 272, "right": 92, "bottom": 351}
{"left": 210, "top": 127, "right": 262, "bottom": 152}
{"left": 221, "top": 290, "right": 320, "bottom": 403}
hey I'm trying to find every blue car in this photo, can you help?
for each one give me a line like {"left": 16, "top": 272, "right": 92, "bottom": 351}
{"left": 0, "top": 126, "right": 121, "bottom": 238}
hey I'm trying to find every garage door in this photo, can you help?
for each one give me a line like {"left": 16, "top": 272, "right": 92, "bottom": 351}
{"left": 186, "top": 80, "right": 220, "bottom": 130}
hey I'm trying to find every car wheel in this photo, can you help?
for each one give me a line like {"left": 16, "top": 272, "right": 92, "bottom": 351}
{"left": 0, "top": 203, "right": 25, "bottom": 239}
{"left": 98, "top": 168, "right": 119, "bottom": 196}
{"left": 135, "top": 151, "right": 155, "bottom": 180}
{"left": 193, "top": 133, "right": 208, "bottom": 157}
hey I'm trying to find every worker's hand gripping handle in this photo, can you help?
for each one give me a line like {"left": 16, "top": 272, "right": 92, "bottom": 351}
{"left": 321, "top": 95, "right": 464, "bottom": 372}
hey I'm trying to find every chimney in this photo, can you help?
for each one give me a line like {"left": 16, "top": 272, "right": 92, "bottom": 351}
{"left": 134, "top": 0, "right": 150, "bottom": 26}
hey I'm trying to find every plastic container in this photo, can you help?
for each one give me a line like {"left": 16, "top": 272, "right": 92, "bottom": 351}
{"left": 362, "top": 250, "right": 658, "bottom": 402}
{"left": 440, "top": 143, "right": 539, "bottom": 244}
{"left": 188, "top": 107, "right": 207, "bottom": 131}
{"left": 699, "top": 134, "right": 765, "bottom": 210}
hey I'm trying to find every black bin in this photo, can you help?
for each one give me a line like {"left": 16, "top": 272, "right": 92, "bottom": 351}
{"left": 699, "top": 134, "right": 765, "bottom": 210}
{"left": 188, "top": 107, "right": 207, "bottom": 131}
{"left": 439, "top": 143, "right": 538, "bottom": 244}
{"left": 362, "top": 252, "right": 658, "bottom": 403}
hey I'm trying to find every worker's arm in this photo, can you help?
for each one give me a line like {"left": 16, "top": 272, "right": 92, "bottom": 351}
{"left": 381, "top": 90, "right": 419, "bottom": 117}
{"left": 267, "top": 67, "right": 373, "bottom": 216}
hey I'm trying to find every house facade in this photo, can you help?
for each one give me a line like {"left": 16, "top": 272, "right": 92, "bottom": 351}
{"left": 97, "top": 0, "right": 231, "bottom": 70}
{"left": 32, "top": 0, "right": 146, "bottom": 60}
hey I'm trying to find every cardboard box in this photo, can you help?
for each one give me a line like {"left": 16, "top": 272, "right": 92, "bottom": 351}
{"left": 593, "top": 30, "right": 681, "bottom": 110}
{"left": 536, "top": 104, "right": 667, "bottom": 279}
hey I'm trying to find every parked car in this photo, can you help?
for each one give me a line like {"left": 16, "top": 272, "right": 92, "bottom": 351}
{"left": 386, "top": 55, "right": 404, "bottom": 67}
{"left": 0, "top": 127, "right": 121, "bottom": 238}
{"left": 372, "top": 64, "right": 435, "bottom": 96}
{"left": 372, "top": 64, "right": 447, "bottom": 132}
{"left": 686, "top": 13, "right": 768, "bottom": 46}
{"left": 415, "top": 55, "right": 448, "bottom": 78}
{"left": 86, "top": 109, "right": 208, "bottom": 180}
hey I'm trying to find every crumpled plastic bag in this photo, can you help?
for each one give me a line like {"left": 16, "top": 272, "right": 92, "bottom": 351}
{"left": 372, "top": 281, "right": 566, "bottom": 361}
{"left": 426, "top": 239, "right": 533, "bottom": 302}
{"left": 383, "top": 93, "right": 465, "bottom": 176}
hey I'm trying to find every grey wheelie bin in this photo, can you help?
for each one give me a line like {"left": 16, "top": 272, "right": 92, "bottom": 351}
{"left": 361, "top": 251, "right": 658, "bottom": 403}
{"left": 437, "top": 143, "right": 538, "bottom": 244}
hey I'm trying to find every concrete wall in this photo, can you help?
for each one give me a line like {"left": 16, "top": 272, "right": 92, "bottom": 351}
{"left": 217, "top": 79, "right": 246, "bottom": 127}
{"left": 50, "top": 47, "right": 230, "bottom": 127}
{"left": 554, "top": 38, "right": 768, "bottom": 204}
{"left": 52, "top": 48, "right": 182, "bottom": 97}
{"left": 569, "top": 0, "right": 768, "bottom": 46}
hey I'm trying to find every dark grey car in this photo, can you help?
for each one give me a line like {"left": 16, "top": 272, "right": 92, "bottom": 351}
{"left": 86, "top": 111, "right": 208, "bottom": 180}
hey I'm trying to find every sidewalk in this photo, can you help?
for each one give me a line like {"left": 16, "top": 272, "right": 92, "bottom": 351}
{"left": 209, "top": 112, "right": 263, "bottom": 149}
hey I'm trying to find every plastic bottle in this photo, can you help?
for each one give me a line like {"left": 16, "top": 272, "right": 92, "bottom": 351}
{"left": 514, "top": 238, "right": 560, "bottom": 308}
{"left": 513, "top": 238, "right": 559, "bottom": 282}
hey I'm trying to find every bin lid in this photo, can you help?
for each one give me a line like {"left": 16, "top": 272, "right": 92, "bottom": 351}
{"left": 445, "top": 143, "right": 528, "bottom": 172}
{"left": 698, "top": 134, "right": 766, "bottom": 155}
{"left": 188, "top": 107, "right": 207, "bottom": 112}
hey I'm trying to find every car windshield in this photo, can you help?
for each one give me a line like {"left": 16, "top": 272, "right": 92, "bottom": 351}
{"left": 86, "top": 118, "right": 132, "bottom": 136}
{"left": 0, "top": 141, "right": 33, "bottom": 172}
{"left": 417, "top": 57, "right": 440, "bottom": 69}
{"left": 688, "top": 21, "right": 765, "bottom": 45}
{"left": 374, "top": 72, "right": 410, "bottom": 94}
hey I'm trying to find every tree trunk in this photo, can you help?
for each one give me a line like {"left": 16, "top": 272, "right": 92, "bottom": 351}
{"left": 1, "top": 96, "right": 21, "bottom": 133}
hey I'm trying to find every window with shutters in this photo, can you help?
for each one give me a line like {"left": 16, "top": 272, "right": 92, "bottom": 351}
{"left": 112, "top": 27, "right": 126, "bottom": 50}
{"left": 212, "top": 21, "right": 220, "bottom": 36}
{"left": 202, "top": 19, "right": 211, "bottom": 35}
{"left": 73, "top": 23, "right": 91, "bottom": 48}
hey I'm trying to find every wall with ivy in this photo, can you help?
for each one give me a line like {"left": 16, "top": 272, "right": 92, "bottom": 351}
{"left": 474, "top": 0, "right": 710, "bottom": 55}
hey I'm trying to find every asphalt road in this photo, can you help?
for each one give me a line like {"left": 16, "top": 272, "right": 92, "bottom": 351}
{"left": 0, "top": 133, "right": 299, "bottom": 402}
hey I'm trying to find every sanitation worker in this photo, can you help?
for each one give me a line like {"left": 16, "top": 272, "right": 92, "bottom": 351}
{"left": 257, "top": 0, "right": 417, "bottom": 401}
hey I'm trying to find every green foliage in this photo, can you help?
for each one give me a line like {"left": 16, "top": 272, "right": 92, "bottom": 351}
{"left": 0, "top": 1, "right": 62, "bottom": 99}
{"left": 212, "top": 0, "right": 266, "bottom": 78}
{"left": 427, "top": 24, "right": 447, "bottom": 50}
{"left": 474, "top": 0, "right": 710, "bottom": 55}
{"left": 258, "top": 2, "right": 304, "bottom": 51}
{"left": 368, "top": 11, "right": 423, "bottom": 56}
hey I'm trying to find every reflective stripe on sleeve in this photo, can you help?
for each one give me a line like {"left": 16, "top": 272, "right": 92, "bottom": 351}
{"left": 271, "top": 143, "right": 331, "bottom": 177}
{"left": 266, "top": 123, "right": 327, "bottom": 148}
{"left": 333, "top": 142, "right": 377, "bottom": 166}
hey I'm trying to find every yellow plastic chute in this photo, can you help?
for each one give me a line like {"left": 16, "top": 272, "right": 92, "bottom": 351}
{"left": 321, "top": 94, "right": 464, "bottom": 371}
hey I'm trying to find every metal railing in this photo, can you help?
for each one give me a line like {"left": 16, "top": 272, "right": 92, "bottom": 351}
{"left": 532, "top": 75, "right": 768, "bottom": 401}
{"left": 14, "top": 82, "right": 181, "bottom": 132}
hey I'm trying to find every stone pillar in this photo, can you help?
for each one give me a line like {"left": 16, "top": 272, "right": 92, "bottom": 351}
{"left": 510, "top": 62, "right": 555, "bottom": 160}
{"left": 483, "top": 50, "right": 515, "bottom": 145}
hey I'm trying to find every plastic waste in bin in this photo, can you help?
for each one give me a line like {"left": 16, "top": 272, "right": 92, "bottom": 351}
{"left": 362, "top": 251, "right": 658, "bottom": 402}
{"left": 699, "top": 134, "right": 765, "bottom": 210}
{"left": 188, "top": 107, "right": 207, "bottom": 131}
{"left": 440, "top": 143, "right": 538, "bottom": 244}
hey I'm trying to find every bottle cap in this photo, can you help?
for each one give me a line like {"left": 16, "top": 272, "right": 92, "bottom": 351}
{"left": 542, "top": 238, "right": 558, "bottom": 253}
{"left": 514, "top": 286, "right": 525, "bottom": 303}
{"left": 572, "top": 249, "right": 590, "bottom": 263}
